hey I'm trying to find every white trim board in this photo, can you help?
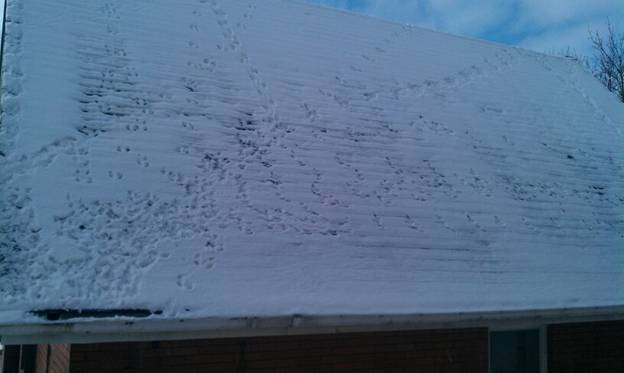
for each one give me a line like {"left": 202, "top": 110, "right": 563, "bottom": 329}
{"left": 1, "top": 305, "right": 623, "bottom": 345}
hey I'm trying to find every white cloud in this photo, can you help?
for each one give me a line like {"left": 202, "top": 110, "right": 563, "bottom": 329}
{"left": 519, "top": 23, "right": 594, "bottom": 54}
{"left": 519, "top": 13, "right": 624, "bottom": 55}
{"left": 517, "top": 0, "right": 621, "bottom": 28}
{"left": 334, "top": 0, "right": 514, "bottom": 37}
{"left": 306, "top": 0, "right": 624, "bottom": 53}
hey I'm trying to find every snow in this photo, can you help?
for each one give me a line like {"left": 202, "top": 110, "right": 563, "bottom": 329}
{"left": 0, "top": 0, "right": 623, "bottom": 327}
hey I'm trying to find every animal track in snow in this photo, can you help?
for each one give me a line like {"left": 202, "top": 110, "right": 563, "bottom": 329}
{"left": 460, "top": 168, "right": 493, "bottom": 198}
{"left": 302, "top": 103, "right": 318, "bottom": 122}
{"left": 176, "top": 274, "right": 194, "bottom": 290}
{"left": 403, "top": 214, "right": 421, "bottom": 231}
{"left": 372, "top": 213, "right": 384, "bottom": 230}
{"left": 359, "top": 50, "right": 518, "bottom": 107}
{"left": 198, "top": 1, "right": 343, "bottom": 237}
{"left": 135, "top": 153, "right": 150, "bottom": 168}
{"left": 534, "top": 53, "right": 621, "bottom": 138}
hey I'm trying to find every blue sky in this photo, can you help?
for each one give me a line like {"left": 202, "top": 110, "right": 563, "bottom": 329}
{"left": 305, "top": 0, "right": 624, "bottom": 56}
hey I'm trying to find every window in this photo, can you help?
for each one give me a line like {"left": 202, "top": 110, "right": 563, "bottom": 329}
{"left": 490, "top": 329, "right": 542, "bottom": 373}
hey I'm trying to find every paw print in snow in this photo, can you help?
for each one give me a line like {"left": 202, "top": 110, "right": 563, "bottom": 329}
{"left": 176, "top": 274, "right": 194, "bottom": 290}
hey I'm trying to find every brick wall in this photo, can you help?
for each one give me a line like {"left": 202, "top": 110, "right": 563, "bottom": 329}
{"left": 27, "top": 320, "right": 623, "bottom": 372}
{"left": 548, "top": 320, "right": 624, "bottom": 373}
{"left": 35, "top": 344, "right": 71, "bottom": 373}
{"left": 70, "top": 328, "right": 488, "bottom": 373}
{"left": 35, "top": 345, "right": 47, "bottom": 373}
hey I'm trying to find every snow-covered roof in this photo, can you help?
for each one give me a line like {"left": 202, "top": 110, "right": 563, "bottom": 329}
{"left": 1, "top": 0, "right": 623, "bottom": 333}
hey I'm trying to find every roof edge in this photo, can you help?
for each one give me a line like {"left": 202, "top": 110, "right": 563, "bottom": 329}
{"left": 2, "top": 305, "right": 623, "bottom": 345}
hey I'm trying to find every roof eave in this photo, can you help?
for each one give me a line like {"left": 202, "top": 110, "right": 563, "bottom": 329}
{"left": 2, "top": 305, "right": 623, "bottom": 345}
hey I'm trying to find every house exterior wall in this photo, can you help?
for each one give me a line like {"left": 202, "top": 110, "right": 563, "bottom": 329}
{"left": 35, "top": 344, "right": 71, "bottom": 373}
{"left": 69, "top": 328, "right": 489, "bottom": 373}
{"left": 548, "top": 320, "right": 624, "bottom": 373}
{"left": 29, "top": 320, "right": 624, "bottom": 372}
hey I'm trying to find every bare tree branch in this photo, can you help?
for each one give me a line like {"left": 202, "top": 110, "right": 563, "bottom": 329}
{"left": 588, "top": 20, "right": 624, "bottom": 102}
